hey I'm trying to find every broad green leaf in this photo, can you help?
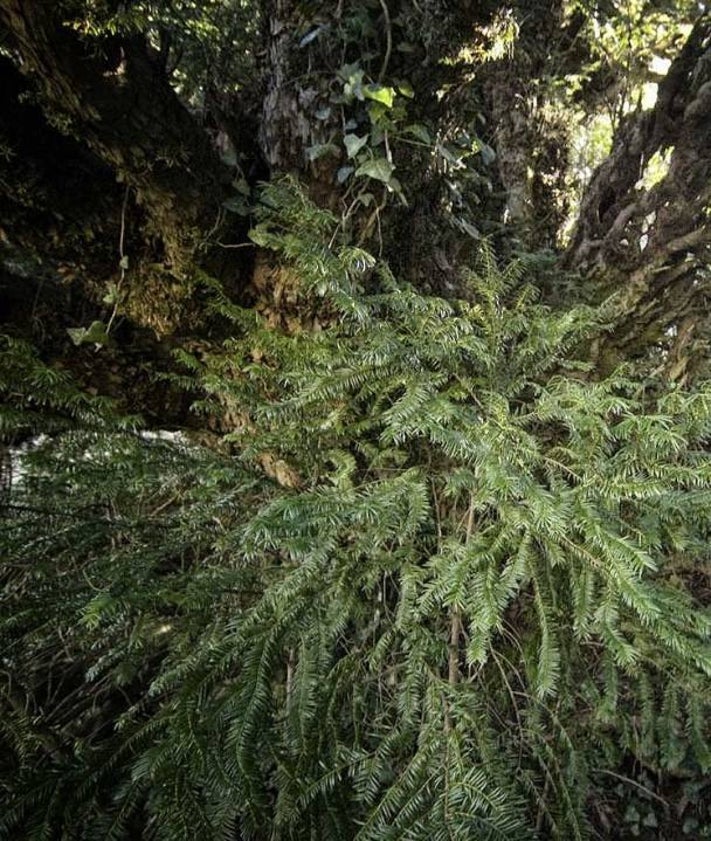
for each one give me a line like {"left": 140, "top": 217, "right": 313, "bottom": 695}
{"left": 363, "top": 84, "right": 395, "bottom": 108}
{"left": 406, "top": 124, "right": 432, "bottom": 144}
{"left": 337, "top": 62, "right": 362, "bottom": 81}
{"left": 102, "top": 283, "right": 120, "bottom": 305}
{"left": 66, "top": 327, "right": 87, "bottom": 346}
{"left": 437, "top": 144, "right": 463, "bottom": 167}
{"left": 84, "top": 320, "right": 110, "bottom": 344}
{"left": 343, "top": 134, "right": 369, "bottom": 159}
{"left": 337, "top": 165, "right": 355, "bottom": 184}
{"left": 358, "top": 192, "right": 375, "bottom": 207}
{"left": 306, "top": 143, "right": 339, "bottom": 162}
{"left": 67, "top": 321, "right": 109, "bottom": 346}
{"left": 355, "top": 158, "right": 394, "bottom": 183}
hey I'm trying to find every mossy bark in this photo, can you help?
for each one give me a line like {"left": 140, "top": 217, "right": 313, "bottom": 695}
{"left": 0, "top": 0, "right": 230, "bottom": 277}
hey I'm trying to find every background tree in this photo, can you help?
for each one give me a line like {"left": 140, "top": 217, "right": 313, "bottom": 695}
{"left": 2, "top": 1, "right": 709, "bottom": 359}
{"left": 1, "top": 1, "right": 711, "bottom": 839}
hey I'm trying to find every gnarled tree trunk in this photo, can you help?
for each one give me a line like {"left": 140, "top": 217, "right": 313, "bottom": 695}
{"left": 566, "top": 15, "right": 711, "bottom": 377}
{"left": 0, "top": 0, "right": 230, "bottom": 275}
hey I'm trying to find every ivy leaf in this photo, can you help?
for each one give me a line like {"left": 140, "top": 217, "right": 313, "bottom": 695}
{"left": 397, "top": 81, "right": 415, "bottom": 99}
{"left": 624, "top": 805, "right": 640, "bottom": 824}
{"left": 343, "top": 70, "right": 365, "bottom": 101}
{"left": 363, "top": 84, "right": 395, "bottom": 108}
{"left": 337, "top": 62, "right": 361, "bottom": 81}
{"left": 370, "top": 124, "right": 385, "bottom": 146}
{"left": 84, "top": 321, "right": 110, "bottom": 345}
{"left": 337, "top": 165, "right": 354, "bottom": 184}
{"left": 102, "top": 283, "right": 120, "bottom": 305}
{"left": 343, "top": 134, "right": 369, "bottom": 159}
{"left": 367, "top": 102, "right": 389, "bottom": 123}
{"left": 66, "top": 327, "right": 87, "bottom": 346}
{"left": 406, "top": 124, "right": 432, "bottom": 144}
{"left": 355, "top": 158, "right": 394, "bottom": 184}
{"left": 306, "top": 143, "right": 339, "bottom": 162}
{"left": 642, "top": 812, "right": 658, "bottom": 829}
{"left": 67, "top": 321, "right": 109, "bottom": 347}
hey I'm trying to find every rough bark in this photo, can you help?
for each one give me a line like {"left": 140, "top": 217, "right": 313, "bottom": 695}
{"left": 566, "top": 14, "right": 711, "bottom": 374}
{"left": 0, "top": 0, "right": 231, "bottom": 274}
{"left": 258, "top": 0, "right": 356, "bottom": 213}
{"left": 260, "top": 0, "right": 310, "bottom": 173}
{"left": 483, "top": 1, "right": 571, "bottom": 249}
{"left": 0, "top": 55, "right": 117, "bottom": 234}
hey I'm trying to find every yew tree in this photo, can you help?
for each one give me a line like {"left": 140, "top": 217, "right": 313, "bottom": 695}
{"left": 2, "top": 2, "right": 711, "bottom": 839}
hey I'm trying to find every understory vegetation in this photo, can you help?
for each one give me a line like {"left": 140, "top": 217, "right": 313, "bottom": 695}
{"left": 2, "top": 0, "right": 711, "bottom": 838}
{"left": 2, "top": 184, "right": 711, "bottom": 839}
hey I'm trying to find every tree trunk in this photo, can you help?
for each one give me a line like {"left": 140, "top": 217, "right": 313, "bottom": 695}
{"left": 566, "top": 15, "right": 711, "bottom": 376}
{"left": 0, "top": 0, "right": 230, "bottom": 276}
{"left": 482, "top": 1, "right": 571, "bottom": 249}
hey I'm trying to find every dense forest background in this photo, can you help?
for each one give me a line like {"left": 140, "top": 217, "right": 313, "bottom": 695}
{"left": 2, "top": 1, "right": 711, "bottom": 838}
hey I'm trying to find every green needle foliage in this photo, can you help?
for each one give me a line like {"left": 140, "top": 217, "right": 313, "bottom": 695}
{"left": 2, "top": 182, "right": 711, "bottom": 839}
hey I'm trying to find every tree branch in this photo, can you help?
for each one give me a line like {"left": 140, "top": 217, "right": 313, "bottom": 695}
{"left": 566, "top": 13, "right": 711, "bottom": 364}
{"left": 0, "top": 1, "right": 231, "bottom": 273}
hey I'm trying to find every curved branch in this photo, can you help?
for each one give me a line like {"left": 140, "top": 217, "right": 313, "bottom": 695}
{"left": 565, "top": 14, "right": 711, "bottom": 362}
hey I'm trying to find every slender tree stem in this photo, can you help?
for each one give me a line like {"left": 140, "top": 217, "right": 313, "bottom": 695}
{"left": 448, "top": 608, "right": 462, "bottom": 686}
